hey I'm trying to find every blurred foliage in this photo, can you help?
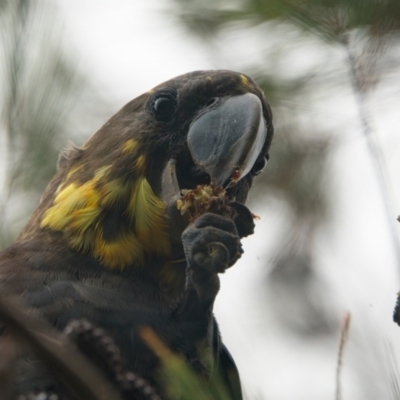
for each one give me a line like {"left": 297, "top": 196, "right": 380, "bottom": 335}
{"left": 0, "top": 0, "right": 108, "bottom": 247}
{"left": 141, "top": 326, "right": 233, "bottom": 400}
{"left": 175, "top": 0, "right": 400, "bottom": 41}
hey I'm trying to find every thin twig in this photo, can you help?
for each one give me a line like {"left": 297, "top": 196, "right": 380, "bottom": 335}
{"left": 384, "top": 341, "right": 400, "bottom": 399}
{"left": 335, "top": 312, "right": 351, "bottom": 400}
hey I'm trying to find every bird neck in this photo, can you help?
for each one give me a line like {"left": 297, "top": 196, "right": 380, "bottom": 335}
{"left": 38, "top": 162, "right": 172, "bottom": 270}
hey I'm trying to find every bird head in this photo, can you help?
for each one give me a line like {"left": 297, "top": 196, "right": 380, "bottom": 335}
{"left": 21, "top": 70, "right": 273, "bottom": 270}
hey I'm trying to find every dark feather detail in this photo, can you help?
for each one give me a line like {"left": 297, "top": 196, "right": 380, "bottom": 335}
{"left": 0, "top": 70, "right": 273, "bottom": 399}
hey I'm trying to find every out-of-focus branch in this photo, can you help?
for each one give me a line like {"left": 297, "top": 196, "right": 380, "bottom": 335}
{"left": 0, "top": 296, "right": 122, "bottom": 400}
{"left": 335, "top": 312, "right": 351, "bottom": 400}
{"left": 343, "top": 32, "right": 400, "bottom": 278}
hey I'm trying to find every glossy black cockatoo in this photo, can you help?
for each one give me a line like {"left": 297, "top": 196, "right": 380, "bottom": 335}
{"left": 0, "top": 70, "right": 273, "bottom": 399}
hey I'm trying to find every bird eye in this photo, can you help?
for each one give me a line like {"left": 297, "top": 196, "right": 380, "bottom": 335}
{"left": 150, "top": 90, "right": 177, "bottom": 121}
{"left": 252, "top": 156, "right": 267, "bottom": 175}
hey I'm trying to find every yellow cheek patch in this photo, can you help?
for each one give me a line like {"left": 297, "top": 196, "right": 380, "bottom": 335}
{"left": 41, "top": 178, "right": 101, "bottom": 232}
{"left": 41, "top": 163, "right": 171, "bottom": 269}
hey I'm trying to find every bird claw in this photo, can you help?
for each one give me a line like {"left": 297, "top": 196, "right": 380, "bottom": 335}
{"left": 193, "top": 241, "right": 230, "bottom": 273}
{"left": 182, "top": 212, "right": 242, "bottom": 273}
{"left": 181, "top": 212, "right": 242, "bottom": 303}
{"left": 229, "top": 201, "right": 255, "bottom": 238}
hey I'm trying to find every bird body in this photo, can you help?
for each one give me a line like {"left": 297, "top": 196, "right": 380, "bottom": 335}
{"left": 0, "top": 70, "right": 273, "bottom": 399}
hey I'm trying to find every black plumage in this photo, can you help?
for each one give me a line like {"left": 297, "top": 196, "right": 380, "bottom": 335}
{"left": 0, "top": 70, "right": 273, "bottom": 399}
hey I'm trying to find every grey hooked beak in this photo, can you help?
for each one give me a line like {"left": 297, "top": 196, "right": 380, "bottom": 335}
{"left": 161, "top": 93, "right": 267, "bottom": 244}
{"left": 187, "top": 92, "right": 267, "bottom": 188}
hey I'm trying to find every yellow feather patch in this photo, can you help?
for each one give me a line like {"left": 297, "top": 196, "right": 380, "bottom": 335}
{"left": 93, "top": 231, "right": 144, "bottom": 269}
{"left": 41, "top": 213, "right": 71, "bottom": 231}
{"left": 65, "top": 165, "right": 82, "bottom": 181}
{"left": 41, "top": 162, "right": 171, "bottom": 269}
{"left": 133, "top": 155, "right": 146, "bottom": 173}
{"left": 42, "top": 165, "right": 107, "bottom": 245}
{"left": 240, "top": 74, "right": 249, "bottom": 88}
{"left": 56, "top": 166, "right": 83, "bottom": 194}
{"left": 53, "top": 183, "right": 79, "bottom": 203}
{"left": 70, "top": 207, "right": 102, "bottom": 233}
{"left": 100, "top": 179, "right": 129, "bottom": 206}
{"left": 122, "top": 139, "right": 138, "bottom": 154}
{"left": 94, "top": 165, "right": 111, "bottom": 178}
{"left": 42, "top": 177, "right": 101, "bottom": 231}
{"left": 127, "top": 178, "right": 170, "bottom": 255}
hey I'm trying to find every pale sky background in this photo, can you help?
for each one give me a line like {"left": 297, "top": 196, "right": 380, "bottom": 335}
{"left": 39, "top": 1, "right": 400, "bottom": 399}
